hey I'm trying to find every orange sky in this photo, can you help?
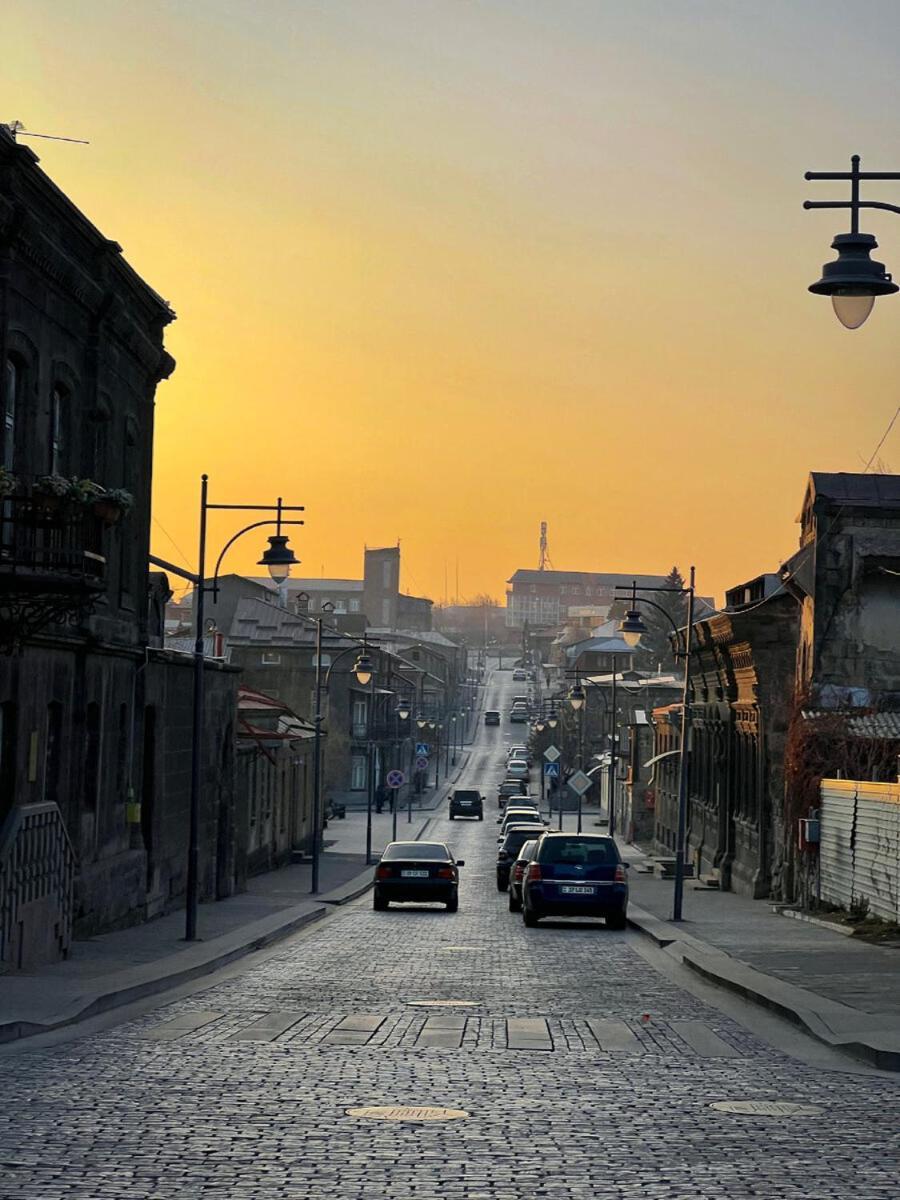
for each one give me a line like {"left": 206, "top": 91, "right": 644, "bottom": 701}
{"left": 7, "top": 1, "right": 900, "bottom": 605}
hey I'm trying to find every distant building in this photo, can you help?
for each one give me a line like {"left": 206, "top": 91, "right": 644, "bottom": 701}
{"left": 506, "top": 569, "right": 670, "bottom": 629}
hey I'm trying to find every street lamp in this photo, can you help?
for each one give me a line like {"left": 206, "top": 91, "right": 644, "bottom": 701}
{"left": 804, "top": 154, "right": 900, "bottom": 328}
{"left": 616, "top": 570, "right": 696, "bottom": 922}
{"left": 568, "top": 682, "right": 585, "bottom": 711}
{"left": 619, "top": 609, "right": 648, "bottom": 648}
{"left": 149, "top": 476, "right": 305, "bottom": 941}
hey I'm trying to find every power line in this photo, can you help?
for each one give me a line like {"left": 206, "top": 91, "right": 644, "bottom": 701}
{"left": 864, "top": 402, "right": 900, "bottom": 472}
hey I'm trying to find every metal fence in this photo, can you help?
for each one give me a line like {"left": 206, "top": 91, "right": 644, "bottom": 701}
{"left": 820, "top": 778, "right": 900, "bottom": 923}
{"left": 0, "top": 801, "right": 76, "bottom": 969}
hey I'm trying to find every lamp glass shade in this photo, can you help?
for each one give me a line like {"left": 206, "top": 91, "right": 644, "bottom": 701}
{"left": 353, "top": 651, "right": 374, "bottom": 686}
{"left": 548, "top": 718, "right": 558, "bottom": 729}
{"left": 622, "top": 627, "right": 642, "bottom": 648}
{"left": 619, "top": 609, "right": 648, "bottom": 646}
{"left": 536, "top": 722, "right": 545, "bottom": 733}
{"left": 398, "top": 703, "right": 410, "bottom": 720}
{"left": 832, "top": 292, "right": 875, "bottom": 329}
{"left": 258, "top": 534, "right": 298, "bottom": 582}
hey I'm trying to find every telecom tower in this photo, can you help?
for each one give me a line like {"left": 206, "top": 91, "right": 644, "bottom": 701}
{"left": 538, "top": 521, "right": 553, "bottom": 571}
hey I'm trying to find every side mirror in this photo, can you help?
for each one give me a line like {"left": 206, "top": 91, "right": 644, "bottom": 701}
{"left": 456, "top": 859, "right": 465, "bottom": 867}
{"left": 624, "top": 862, "right": 631, "bottom": 869}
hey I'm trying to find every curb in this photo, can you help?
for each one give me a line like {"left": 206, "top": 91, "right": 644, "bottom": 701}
{"left": 626, "top": 905, "right": 900, "bottom": 1071}
{"left": 0, "top": 905, "right": 327, "bottom": 1046}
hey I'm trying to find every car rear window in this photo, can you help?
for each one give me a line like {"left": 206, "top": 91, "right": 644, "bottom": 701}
{"left": 538, "top": 837, "right": 619, "bottom": 866}
{"left": 503, "top": 829, "right": 544, "bottom": 852}
{"left": 382, "top": 842, "right": 450, "bottom": 861}
{"left": 453, "top": 791, "right": 480, "bottom": 801}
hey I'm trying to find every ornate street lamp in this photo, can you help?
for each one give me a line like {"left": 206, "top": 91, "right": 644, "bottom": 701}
{"left": 568, "top": 682, "right": 585, "bottom": 711}
{"left": 258, "top": 533, "right": 299, "bottom": 582}
{"left": 619, "top": 608, "right": 648, "bottom": 648}
{"left": 804, "top": 154, "right": 900, "bottom": 328}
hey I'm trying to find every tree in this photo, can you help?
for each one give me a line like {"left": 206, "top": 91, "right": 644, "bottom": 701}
{"left": 634, "top": 566, "right": 688, "bottom": 674}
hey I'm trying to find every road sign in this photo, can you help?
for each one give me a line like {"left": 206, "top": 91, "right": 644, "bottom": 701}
{"left": 568, "top": 769, "right": 592, "bottom": 796}
{"left": 386, "top": 769, "right": 406, "bottom": 789}
{"left": 415, "top": 756, "right": 429, "bottom": 771}
{"left": 543, "top": 745, "right": 560, "bottom": 763}
{"left": 543, "top": 762, "right": 560, "bottom": 778}
{"left": 415, "top": 742, "right": 430, "bottom": 756}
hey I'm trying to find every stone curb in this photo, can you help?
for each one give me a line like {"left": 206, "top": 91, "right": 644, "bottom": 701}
{"left": 626, "top": 904, "right": 900, "bottom": 1072}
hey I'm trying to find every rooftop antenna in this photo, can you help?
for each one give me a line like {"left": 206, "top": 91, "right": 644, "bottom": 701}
{"left": 538, "top": 521, "right": 553, "bottom": 571}
{"left": 6, "top": 119, "right": 89, "bottom": 145}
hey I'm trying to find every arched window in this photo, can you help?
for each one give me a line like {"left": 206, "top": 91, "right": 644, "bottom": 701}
{"left": 3, "top": 359, "right": 18, "bottom": 472}
{"left": 49, "top": 385, "right": 66, "bottom": 474}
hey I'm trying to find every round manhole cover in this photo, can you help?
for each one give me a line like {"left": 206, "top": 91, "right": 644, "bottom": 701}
{"left": 346, "top": 1106, "right": 468, "bottom": 1122}
{"left": 407, "top": 999, "right": 479, "bottom": 1007}
{"left": 710, "top": 1100, "right": 823, "bottom": 1117}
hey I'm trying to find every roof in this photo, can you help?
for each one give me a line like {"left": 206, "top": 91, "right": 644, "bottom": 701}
{"left": 801, "top": 710, "right": 900, "bottom": 739}
{"left": 807, "top": 472, "right": 900, "bottom": 510}
{"left": 370, "top": 629, "right": 461, "bottom": 650}
{"left": 246, "top": 577, "right": 364, "bottom": 593}
{"left": 508, "top": 569, "right": 669, "bottom": 587}
{"left": 566, "top": 635, "right": 636, "bottom": 658}
{"left": 228, "top": 597, "right": 358, "bottom": 648}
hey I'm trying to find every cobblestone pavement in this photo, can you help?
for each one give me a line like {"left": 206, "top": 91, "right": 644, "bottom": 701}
{"left": 1, "top": 678, "right": 899, "bottom": 1198}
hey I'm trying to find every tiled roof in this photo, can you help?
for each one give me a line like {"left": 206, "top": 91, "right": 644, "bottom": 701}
{"left": 801, "top": 709, "right": 900, "bottom": 739}
{"left": 508, "top": 569, "right": 669, "bottom": 587}
{"left": 809, "top": 472, "right": 900, "bottom": 508}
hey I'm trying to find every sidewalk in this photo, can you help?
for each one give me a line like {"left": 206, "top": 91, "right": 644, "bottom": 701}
{"left": 0, "top": 808, "right": 433, "bottom": 1044}
{"left": 619, "top": 839, "right": 900, "bottom": 1071}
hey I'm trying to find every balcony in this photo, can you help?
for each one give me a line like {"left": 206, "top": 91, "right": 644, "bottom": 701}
{"left": 0, "top": 496, "right": 107, "bottom": 644}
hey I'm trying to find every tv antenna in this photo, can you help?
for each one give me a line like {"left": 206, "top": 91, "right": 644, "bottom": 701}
{"left": 538, "top": 521, "right": 553, "bottom": 571}
{"left": 6, "top": 119, "right": 89, "bottom": 145}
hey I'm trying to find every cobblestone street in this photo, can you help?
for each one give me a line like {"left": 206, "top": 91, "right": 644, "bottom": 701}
{"left": 2, "top": 690, "right": 899, "bottom": 1200}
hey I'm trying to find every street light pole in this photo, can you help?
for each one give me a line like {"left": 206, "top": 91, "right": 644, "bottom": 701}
{"left": 608, "top": 655, "right": 618, "bottom": 841}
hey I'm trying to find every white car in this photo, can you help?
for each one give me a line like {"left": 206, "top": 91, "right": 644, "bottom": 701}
{"left": 505, "top": 761, "right": 529, "bottom": 780}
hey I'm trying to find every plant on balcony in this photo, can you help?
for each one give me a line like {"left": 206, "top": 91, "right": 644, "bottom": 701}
{"left": 32, "top": 474, "right": 77, "bottom": 516}
{"left": 69, "top": 477, "right": 105, "bottom": 505}
{"left": 0, "top": 466, "right": 18, "bottom": 497}
{"left": 91, "top": 488, "right": 134, "bottom": 525}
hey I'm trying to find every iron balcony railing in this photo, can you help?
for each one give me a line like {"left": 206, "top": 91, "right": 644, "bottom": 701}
{"left": 0, "top": 496, "right": 106, "bottom": 587}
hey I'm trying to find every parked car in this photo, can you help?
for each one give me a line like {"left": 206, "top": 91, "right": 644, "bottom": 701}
{"left": 497, "top": 780, "right": 530, "bottom": 808}
{"left": 512, "top": 669, "right": 527, "bottom": 681}
{"left": 497, "top": 825, "right": 546, "bottom": 890}
{"left": 373, "top": 841, "right": 465, "bottom": 911}
{"left": 521, "top": 833, "right": 628, "bottom": 928}
{"left": 508, "top": 744, "right": 533, "bottom": 765}
{"left": 448, "top": 789, "right": 484, "bottom": 820}
{"left": 505, "top": 760, "right": 529, "bottom": 779}
{"left": 508, "top": 839, "right": 539, "bottom": 912}
{"left": 484, "top": 710, "right": 501, "bottom": 726}
{"left": 497, "top": 807, "right": 544, "bottom": 835}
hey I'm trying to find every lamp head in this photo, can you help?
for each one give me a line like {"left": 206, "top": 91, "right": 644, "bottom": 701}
{"left": 569, "top": 683, "right": 585, "bottom": 711}
{"left": 809, "top": 231, "right": 898, "bottom": 329}
{"left": 397, "top": 699, "right": 411, "bottom": 720}
{"left": 258, "top": 534, "right": 299, "bottom": 582}
{"left": 353, "top": 650, "right": 374, "bottom": 686}
{"left": 620, "top": 608, "right": 648, "bottom": 648}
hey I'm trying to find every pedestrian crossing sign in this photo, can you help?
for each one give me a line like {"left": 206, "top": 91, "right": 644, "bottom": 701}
{"left": 543, "top": 762, "right": 560, "bottom": 778}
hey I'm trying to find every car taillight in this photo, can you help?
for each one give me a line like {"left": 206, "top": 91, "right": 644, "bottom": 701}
{"left": 526, "top": 863, "right": 542, "bottom": 883}
{"left": 376, "top": 865, "right": 392, "bottom": 879}
{"left": 512, "top": 864, "right": 525, "bottom": 880}
{"left": 437, "top": 866, "right": 455, "bottom": 879}
{"left": 614, "top": 864, "right": 626, "bottom": 882}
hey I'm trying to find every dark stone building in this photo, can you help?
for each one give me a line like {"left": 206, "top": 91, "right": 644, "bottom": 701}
{"left": 0, "top": 126, "right": 238, "bottom": 966}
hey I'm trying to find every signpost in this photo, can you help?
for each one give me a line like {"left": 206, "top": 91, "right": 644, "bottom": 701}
{"left": 567, "top": 769, "right": 592, "bottom": 835}
{"left": 543, "top": 745, "right": 560, "bottom": 763}
{"left": 386, "top": 769, "right": 405, "bottom": 839}
{"left": 415, "top": 755, "right": 429, "bottom": 771}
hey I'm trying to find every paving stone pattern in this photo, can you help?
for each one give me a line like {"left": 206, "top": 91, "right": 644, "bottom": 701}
{"left": 1, "top": 715, "right": 899, "bottom": 1198}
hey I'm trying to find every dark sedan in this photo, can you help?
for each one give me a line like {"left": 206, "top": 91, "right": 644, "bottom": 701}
{"left": 496, "top": 824, "right": 546, "bottom": 891}
{"left": 521, "top": 833, "right": 628, "bottom": 928}
{"left": 374, "top": 842, "right": 464, "bottom": 912}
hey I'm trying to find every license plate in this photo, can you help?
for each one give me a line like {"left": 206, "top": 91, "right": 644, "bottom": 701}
{"left": 560, "top": 885, "right": 595, "bottom": 894}
{"left": 401, "top": 869, "right": 429, "bottom": 878}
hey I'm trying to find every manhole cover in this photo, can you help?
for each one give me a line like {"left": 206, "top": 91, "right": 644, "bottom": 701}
{"left": 346, "top": 1106, "right": 468, "bottom": 1122}
{"left": 440, "top": 946, "right": 482, "bottom": 952}
{"left": 710, "top": 1100, "right": 823, "bottom": 1117}
{"left": 407, "top": 999, "right": 479, "bottom": 1007}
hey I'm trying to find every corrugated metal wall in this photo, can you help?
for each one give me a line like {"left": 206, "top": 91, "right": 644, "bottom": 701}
{"left": 820, "top": 779, "right": 900, "bottom": 922}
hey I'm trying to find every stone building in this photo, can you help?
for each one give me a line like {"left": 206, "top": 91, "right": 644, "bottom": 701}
{"left": 0, "top": 125, "right": 238, "bottom": 966}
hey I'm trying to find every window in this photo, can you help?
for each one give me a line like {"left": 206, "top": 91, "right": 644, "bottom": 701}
{"left": 352, "top": 698, "right": 368, "bottom": 738}
{"left": 43, "top": 702, "right": 63, "bottom": 805}
{"left": 349, "top": 599, "right": 360, "bottom": 613}
{"left": 49, "top": 385, "right": 66, "bottom": 474}
{"left": 3, "top": 358, "right": 17, "bottom": 471}
{"left": 382, "top": 561, "right": 392, "bottom": 587}
{"left": 350, "top": 755, "right": 367, "bottom": 791}
{"left": 84, "top": 703, "right": 101, "bottom": 810}
{"left": 262, "top": 652, "right": 281, "bottom": 665}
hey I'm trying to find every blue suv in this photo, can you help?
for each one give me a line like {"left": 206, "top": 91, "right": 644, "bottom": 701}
{"left": 521, "top": 833, "right": 628, "bottom": 929}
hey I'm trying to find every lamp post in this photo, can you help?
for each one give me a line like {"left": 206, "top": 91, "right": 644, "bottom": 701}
{"left": 803, "top": 154, "right": 900, "bottom": 328}
{"left": 617, "top": 569, "right": 696, "bottom": 922}
{"left": 302, "top": 595, "right": 335, "bottom": 895}
{"left": 392, "top": 695, "right": 410, "bottom": 841}
{"left": 150, "top": 475, "right": 304, "bottom": 941}
{"left": 568, "top": 679, "right": 585, "bottom": 833}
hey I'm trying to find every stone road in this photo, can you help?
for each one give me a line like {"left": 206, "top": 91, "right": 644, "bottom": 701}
{"left": 1, "top": 673, "right": 899, "bottom": 1199}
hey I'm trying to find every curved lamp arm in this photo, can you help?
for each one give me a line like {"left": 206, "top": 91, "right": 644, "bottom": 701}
{"left": 209, "top": 518, "right": 305, "bottom": 600}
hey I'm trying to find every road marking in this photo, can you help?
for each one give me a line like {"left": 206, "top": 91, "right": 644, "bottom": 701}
{"left": 143, "top": 1010, "right": 223, "bottom": 1040}
{"left": 230, "top": 1012, "right": 306, "bottom": 1042}
{"left": 346, "top": 1106, "right": 468, "bottom": 1122}
{"left": 671, "top": 1020, "right": 741, "bottom": 1058}
{"left": 586, "top": 1018, "right": 640, "bottom": 1052}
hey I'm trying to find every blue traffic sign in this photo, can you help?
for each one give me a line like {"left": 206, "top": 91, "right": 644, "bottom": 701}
{"left": 415, "top": 742, "right": 430, "bottom": 756}
{"left": 543, "top": 762, "right": 560, "bottom": 778}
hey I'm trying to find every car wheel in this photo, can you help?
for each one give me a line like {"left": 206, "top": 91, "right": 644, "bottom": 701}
{"left": 478, "top": 814, "right": 483, "bottom": 821}
{"left": 523, "top": 906, "right": 539, "bottom": 927}
{"left": 373, "top": 893, "right": 388, "bottom": 911}
{"left": 449, "top": 814, "right": 454, "bottom": 820}
{"left": 508, "top": 893, "right": 522, "bottom": 913}
{"left": 606, "top": 911, "right": 627, "bottom": 930}
{"left": 496, "top": 877, "right": 507, "bottom": 892}
{"left": 445, "top": 895, "right": 459, "bottom": 913}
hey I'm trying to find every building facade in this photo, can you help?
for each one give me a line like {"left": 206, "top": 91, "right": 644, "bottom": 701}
{"left": 506, "top": 570, "right": 669, "bottom": 629}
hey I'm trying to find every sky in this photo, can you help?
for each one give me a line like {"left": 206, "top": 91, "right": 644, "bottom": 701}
{"left": 6, "top": 0, "right": 900, "bottom": 605}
